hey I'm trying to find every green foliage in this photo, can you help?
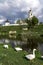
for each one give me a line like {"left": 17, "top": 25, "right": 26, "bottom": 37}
{"left": 16, "top": 33, "right": 22, "bottom": 41}
{"left": 32, "top": 16, "right": 38, "bottom": 26}
{"left": 25, "top": 19, "right": 31, "bottom": 29}
{"left": 25, "top": 16, "right": 39, "bottom": 29}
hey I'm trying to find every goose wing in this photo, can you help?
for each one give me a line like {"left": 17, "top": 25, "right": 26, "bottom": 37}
{"left": 26, "top": 54, "right": 34, "bottom": 60}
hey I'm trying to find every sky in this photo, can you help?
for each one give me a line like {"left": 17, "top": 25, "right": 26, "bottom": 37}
{"left": 0, "top": 0, "right": 43, "bottom": 24}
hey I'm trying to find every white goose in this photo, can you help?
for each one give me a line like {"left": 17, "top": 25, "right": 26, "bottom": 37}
{"left": 25, "top": 49, "right": 36, "bottom": 60}
{"left": 3, "top": 44, "right": 8, "bottom": 49}
{"left": 41, "top": 56, "right": 43, "bottom": 59}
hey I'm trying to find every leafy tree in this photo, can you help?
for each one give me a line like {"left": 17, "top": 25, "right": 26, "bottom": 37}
{"left": 25, "top": 19, "right": 31, "bottom": 29}
{"left": 25, "top": 16, "right": 38, "bottom": 29}
{"left": 32, "top": 16, "right": 38, "bottom": 26}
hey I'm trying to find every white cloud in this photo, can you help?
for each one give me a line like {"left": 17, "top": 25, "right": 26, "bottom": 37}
{"left": 0, "top": 0, "right": 43, "bottom": 22}
{"left": 0, "top": 15, "right": 6, "bottom": 24}
{"left": 0, "top": 2, "right": 9, "bottom": 12}
{"left": 0, "top": 0, "right": 41, "bottom": 11}
{"left": 38, "top": 15, "right": 43, "bottom": 18}
{"left": 0, "top": 19, "right": 4, "bottom": 24}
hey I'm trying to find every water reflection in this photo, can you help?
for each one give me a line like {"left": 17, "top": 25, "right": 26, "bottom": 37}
{"left": 0, "top": 38, "right": 43, "bottom": 54}
{"left": 27, "top": 38, "right": 38, "bottom": 50}
{"left": 38, "top": 43, "right": 43, "bottom": 55}
{"left": 0, "top": 39, "right": 9, "bottom": 44}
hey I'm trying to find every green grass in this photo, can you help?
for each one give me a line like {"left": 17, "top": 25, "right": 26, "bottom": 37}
{"left": 31, "top": 24, "right": 43, "bottom": 34}
{"left": 0, "top": 44, "right": 43, "bottom": 65}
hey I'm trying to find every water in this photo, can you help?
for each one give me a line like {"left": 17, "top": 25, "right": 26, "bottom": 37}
{"left": 0, "top": 38, "right": 43, "bottom": 55}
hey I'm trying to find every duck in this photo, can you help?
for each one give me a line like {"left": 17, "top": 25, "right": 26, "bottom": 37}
{"left": 25, "top": 49, "right": 36, "bottom": 60}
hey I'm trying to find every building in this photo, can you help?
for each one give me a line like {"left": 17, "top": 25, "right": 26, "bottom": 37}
{"left": 4, "top": 19, "right": 10, "bottom": 26}
{"left": 16, "top": 19, "right": 28, "bottom": 25}
{"left": 28, "top": 9, "right": 33, "bottom": 20}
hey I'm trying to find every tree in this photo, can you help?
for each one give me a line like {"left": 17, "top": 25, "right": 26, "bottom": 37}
{"left": 32, "top": 16, "right": 38, "bottom": 26}
{"left": 25, "top": 18, "right": 31, "bottom": 29}
{"left": 25, "top": 16, "right": 39, "bottom": 29}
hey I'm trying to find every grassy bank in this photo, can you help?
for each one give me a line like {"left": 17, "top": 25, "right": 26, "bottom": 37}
{"left": 0, "top": 24, "right": 43, "bottom": 35}
{"left": 0, "top": 44, "right": 43, "bottom": 65}
{"left": 31, "top": 24, "right": 43, "bottom": 34}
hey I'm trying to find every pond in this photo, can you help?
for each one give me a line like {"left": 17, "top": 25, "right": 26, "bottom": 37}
{"left": 0, "top": 38, "right": 43, "bottom": 55}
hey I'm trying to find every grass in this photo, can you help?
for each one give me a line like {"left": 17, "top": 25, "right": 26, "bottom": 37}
{"left": 31, "top": 24, "right": 43, "bottom": 34}
{"left": 0, "top": 44, "right": 43, "bottom": 65}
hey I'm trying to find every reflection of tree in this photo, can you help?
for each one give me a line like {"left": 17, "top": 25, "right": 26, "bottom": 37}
{"left": 17, "top": 33, "right": 22, "bottom": 41}
{"left": 21, "top": 32, "right": 27, "bottom": 42}
{"left": 18, "top": 32, "right": 39, "bottom": 50}
{"left": 27, "top": 38, "right": 38, "bottom": 50}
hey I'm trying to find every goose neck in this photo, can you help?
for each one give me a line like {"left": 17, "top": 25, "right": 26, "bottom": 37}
{"left": 33, "top": 50, "right": 35, "bottom": 56}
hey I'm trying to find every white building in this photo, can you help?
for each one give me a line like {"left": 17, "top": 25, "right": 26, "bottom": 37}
{"left": 28, "top": 9, "right": 33, "bottom": 20}
{"left": 2, "top": 19, "right": 10, "bottom": 26}
{"left": 5, "top": 22, "right": 10, "bottom": 26}
{"left": 4, "top": 19, "right": 10, "bottom": 26}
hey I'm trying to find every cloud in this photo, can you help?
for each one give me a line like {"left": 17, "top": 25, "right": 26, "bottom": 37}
{"left": 0, "top": 0, "right": 43, "bottom": 22}
{"left": 0, "top": 15, "right": 6, "bottom": 19}
{"left": 0, "top": 19, "right": 5, "bottom": 24}
{"left": 0, "top": 1, "right": 9, "bottom": 12}
{"left": 0, "top": 15, "right": 6, "bottom": 24}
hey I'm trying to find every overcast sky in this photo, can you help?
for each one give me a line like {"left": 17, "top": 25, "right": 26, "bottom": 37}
{"left": 0, "top": 0, "right": 43, "bottom": 23}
